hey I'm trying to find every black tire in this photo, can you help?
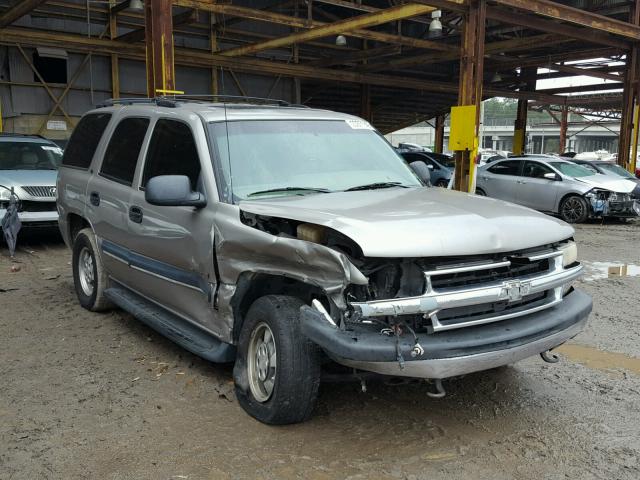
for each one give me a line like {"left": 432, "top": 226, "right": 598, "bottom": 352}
{"left": 233, "top": 295, "right": 321, "bottom": 425}
{"left": 435, "top": 179, "right": 449, "bottom": 188}
{"left": 559, "top": 195, "right": 589, "bottom": 224}
{"left": 72, "top": 228, "right": 112, "bottom": 311}
{"left": 475, "top": 188, "right": 487, "bottom": 196}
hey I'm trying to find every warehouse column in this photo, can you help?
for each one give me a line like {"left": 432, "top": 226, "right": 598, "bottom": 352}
{"left": 512, "top": 66, "right": 536, "bottom": 156}
{"left": 434, "top": 115, "right": 445, "bottom": 153}
{"left": 558, "top": 105, "right": 568, "bottom": 153}
{"left": 145, "top": 0, "right": 175, "bottom": 96}
{"left": 618, "top": 0, "right": 640, "bottom": 169}
{"left": 109, "top": 5, "right": 119, "bottom": 99}
{"left": 451, "top": 0, "right": 485, "bottom": 192}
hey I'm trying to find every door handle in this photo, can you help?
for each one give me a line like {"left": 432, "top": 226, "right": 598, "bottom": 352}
{"left": 129, "top": 205, "right": 143, "bottom": 223}
{"left": 90, "top": 191, "right": 100, "bottom": 206}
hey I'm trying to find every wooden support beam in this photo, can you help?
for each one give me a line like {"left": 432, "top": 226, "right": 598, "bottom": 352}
{"left": 513, "top": 66, "right": 537, "bottom": 155}
{"left": 0, "top": 26, "right": 570, "bottom": 104}
{"left": 173, "top": 0, "right": 458, "bottom": 53}
{"left": 549, "top": 63, "right": 622, "bottom": 82}
{"left": 453, "top": 0, "right": 485, "bottom": 193}
{"left": 618, "top": 2, "right": 640, "bottom": 168}
{"left": 0, "top": 0, "right": 48, "bottom": 28}
{"left": 434, "top": 114, "right": 445, "bottom": 153}
{"left": 487, "top": 47, "right": 619, "bottom": 71}
{"left": 493, "top": 0, "right": 640, "bottom": 40}
{"left": 219, "top": 4, "right": 436, "bottom": 57}
{"left": 145, "top": 0, "right": 175, "bottom": 96}
{"left": 118, "top": 9, "right": 198, "bottom": 43}
{"left": 109, "top": 7, "right": 120, "bottom": 99}
{"left": 559, "top": 105, "right": 569, "bottom": 153}
{"left": 538, "top": 82, "right": 622, "bottom": 94}
{"left": 486, "top": 7, "right": 630, "bottom": 49}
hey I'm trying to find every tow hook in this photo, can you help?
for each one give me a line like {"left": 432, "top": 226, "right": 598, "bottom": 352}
{"left": 540, "top": 349, "right": 560, "bottom": 363}
{"left": 426, "top": 378, "right": 446, "bottom": 399}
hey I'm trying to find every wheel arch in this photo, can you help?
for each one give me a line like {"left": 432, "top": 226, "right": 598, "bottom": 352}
{"left": 230, "top": 272, "right": 328, "bottom": 343}
{"left": 556, "top": 191, "right": 588, "bottom": 214}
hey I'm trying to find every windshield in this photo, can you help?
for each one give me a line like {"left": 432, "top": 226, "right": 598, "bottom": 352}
{"left": 209, "top": 120, "right": 421, "bottom": 202}
{"left": 597, "top": 162, "right": 635, "bottom": 179}
{"left": 549, "top": 162, "right": 596, "bottom": 178}
{"left": 0, "top": 141, "right": 63, "bottom": 170}
{"left": 429, "top": 153, "right": 455, "bottom": 169}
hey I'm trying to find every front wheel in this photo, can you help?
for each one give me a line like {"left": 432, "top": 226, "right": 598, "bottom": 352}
{"left": 234, "top": 295, "right": 320, "bottom": 425}
{"left": 559, "top": 195, "right": 589, "bottom": 223}
{"left": 435, "top": 179, "right": 449, "bottom": 188}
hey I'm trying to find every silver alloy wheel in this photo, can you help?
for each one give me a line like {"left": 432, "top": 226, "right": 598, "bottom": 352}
{"left": 562, "top": 197, "right": 585, "bottom": 223}
{"left": 78, "top": 246, "right": 95, "bottom": 297}
{"left": 247, "top": 322, "right": 277, "bottom": 402}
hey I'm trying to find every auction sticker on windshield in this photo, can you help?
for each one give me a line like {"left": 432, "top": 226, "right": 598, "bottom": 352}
{"left": 345, "top": 118, "right": 374, "bottom": 130}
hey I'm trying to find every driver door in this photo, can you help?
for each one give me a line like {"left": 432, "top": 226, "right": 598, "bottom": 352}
{"left": 516, "top": 160, "right": 560, "bottom": 212}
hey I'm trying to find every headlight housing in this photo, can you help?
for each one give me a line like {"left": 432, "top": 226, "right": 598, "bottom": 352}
{"left": 0, "top": 187, "right": 11, "bottom": 201}
{"left": 558, "top": 240, "right": 578, "bottom": 268}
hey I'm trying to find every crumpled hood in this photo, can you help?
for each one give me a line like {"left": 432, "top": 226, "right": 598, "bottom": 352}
{"left": 239, "top": 187, "right": 575, "bottom": 257}
{"left": 0, "top": 170, "right": 58, "bottom": 188}
{"left": 574, "top": 174, "right": 636, "bottom": 193}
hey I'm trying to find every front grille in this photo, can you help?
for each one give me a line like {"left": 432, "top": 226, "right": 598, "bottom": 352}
{"left": 434, "top": 291, "right": 550, "bottom": 328}
{"left": 429, "top": 259, "right": 550, "bottom": 290}
{"left": 350, "top": 246, "right": 582, "bottom": 333}
{"left": 19, "top": 200, "right": 57, "bottom": 212}
{"left": 21, "top": 186, "right": 56, "bottom": 198}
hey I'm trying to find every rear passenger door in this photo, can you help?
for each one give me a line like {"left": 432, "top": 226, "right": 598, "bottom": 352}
{"left": 479, "top": 160, "right": 522, "bottom": 202}
{"left": 86, "top": 116, "right": 150, "bottom": 278}
{"left": 126, "top": 118, "right": 218, "bottom": 331}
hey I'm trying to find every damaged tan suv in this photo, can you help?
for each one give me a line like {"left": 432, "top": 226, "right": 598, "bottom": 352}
{"left": 57, "top": 98, "right": 592, "bottom": 424}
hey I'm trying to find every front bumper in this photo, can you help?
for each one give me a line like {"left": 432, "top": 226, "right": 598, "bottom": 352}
{"left": 0, "top": 208, "right": 59, "bottom": 225}
{"left": 300, "top": 288, "right": 592, "bottom": 379}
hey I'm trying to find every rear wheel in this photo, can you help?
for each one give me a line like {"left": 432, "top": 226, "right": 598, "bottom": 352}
{"left": 234, "top": 295, "right": 320, "bottom": 425}
{"left": 435, "top": 179, "right": 449, "bottom": 188}
{"left": 475, "top": 188, "right": 487, "bottom": 196}
{"left": 72, "top": 228, "right": 111, "bottom": 311}
{"left": 559, "top": 195, "right": 589, "bottom": 223}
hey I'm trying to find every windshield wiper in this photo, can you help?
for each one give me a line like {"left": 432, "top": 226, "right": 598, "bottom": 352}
{"left": 247, "top": 187, "right": 332, "bottom": 197}
{"left": 345, "top": 181, "right": 410, "bottom": 192}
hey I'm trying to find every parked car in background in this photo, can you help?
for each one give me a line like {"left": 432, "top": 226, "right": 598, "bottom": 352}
{"left": 397, "top": 142, "right": 432, "bottom": 152}
{"left": 397, "top": 148, "right": 454, "bottom": 187}
{"left": 484, "top": 154, "right": 507, "bottom": 164}
{"left": 57, "top": 99, "right": 591, "bottom": 424}
{"left": 476, "top": 156, "right": 639, "bottom": 223}
{"left": 571, "top": 159, "right": 640, "bottom": 199}
{"left": 0, "top": 133, "right": 62, "bottom": 227}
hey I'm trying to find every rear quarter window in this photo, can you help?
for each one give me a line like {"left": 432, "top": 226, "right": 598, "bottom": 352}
{"left": 62, "top": 113, "right": 112, "bottom": 169}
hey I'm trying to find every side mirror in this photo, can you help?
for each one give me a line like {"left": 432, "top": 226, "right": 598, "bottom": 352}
{"left": 410, "top": 160, "right": 431, "bottom": 186}
{"left": 543, "top": 172, "right": 561, "bottom": 181}
{"left": 145, "top": 175, "right": 206, "bottom": 208}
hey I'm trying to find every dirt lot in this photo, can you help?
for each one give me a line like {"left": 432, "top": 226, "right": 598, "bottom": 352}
{"left": 1, "top": 221, "right": 640, "bottom": 480}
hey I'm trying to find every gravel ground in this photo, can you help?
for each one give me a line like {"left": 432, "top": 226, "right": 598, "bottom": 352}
{"left": 1, "top": 221, "right": 639, "bottom": 480}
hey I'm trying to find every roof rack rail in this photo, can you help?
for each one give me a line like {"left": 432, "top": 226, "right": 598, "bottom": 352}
{"left": 165, "top": 94, "right": 293, "bottom": 106}
{"left": 96, "top": 97, "right": 177, "bottom": 108}
{"left": 0, "top": 132, "right": 48, "bottom": 139}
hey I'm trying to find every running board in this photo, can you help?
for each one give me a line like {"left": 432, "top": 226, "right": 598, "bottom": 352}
{"left": 105, "top": 286, "right": 235, "bottom": 363}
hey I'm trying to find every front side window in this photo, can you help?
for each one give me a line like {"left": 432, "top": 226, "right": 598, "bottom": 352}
{"left": 209, "top": 120, "right": 421, "bottom": 203}
{"left": 523, "top": 161, "right": 553, "bottom": 179}
{"left": 488, "top": 160, "right": 522, "bottom": 176}
{"left": 0, "top": 141, "right": 63, "bottom": 170}
{"left": 63, "top": 113, "right": 112, "bottom": 169}
{"left": 100, "top": 117, "right": 149, "bottom": 185}
{"left": 549, "top": 162, "right": 596, "bottom": 178}
{"left": 142, "top": 119, "right": 201, "bottom": 190}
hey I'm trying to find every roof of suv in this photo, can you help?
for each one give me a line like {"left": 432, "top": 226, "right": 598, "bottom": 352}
{"left": 92, "top": 98, "right": 363, "bottom": 124}
{"left": 0, "top": 133, "right": 56, "bottom": 143}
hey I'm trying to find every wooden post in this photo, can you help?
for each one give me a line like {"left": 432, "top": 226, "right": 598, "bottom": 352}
{"left": 513, "top": 66, "right": 537, "bottom": 155}
{"left": 210, "top": 11, "right": 218, "bottom": 96}
{"left": 453, "top": 0, "right": 485, "bottom": 192}
{"left": 558, "top": 105, "right": 569, "bottom": 153}
{"left": 109, "top": 4, "right": 119, "bottom": 99}
{"left": 145, "top": 0, "right": 175, "bottom": 96}
{"left": 434, "top": 114, "right": 445, "bottom": 153}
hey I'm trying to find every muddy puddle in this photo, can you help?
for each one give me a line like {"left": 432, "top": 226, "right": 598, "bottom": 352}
{"left": 581, "top": 261, "right": 640, "bottom": 281}
{"left": 557, "top": 343, "right": 640, "bottom": 376}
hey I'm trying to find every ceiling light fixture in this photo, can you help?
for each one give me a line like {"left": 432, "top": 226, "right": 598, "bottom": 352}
{"left": 428, "top": 10, "right": 443, "bottom": 38}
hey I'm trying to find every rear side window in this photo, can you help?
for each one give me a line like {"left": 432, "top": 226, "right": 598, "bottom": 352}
{"left": 488, "top": 160, "right": 521, "bottom": 176}
{"left": 100, "top": 117, "right": 149, "bottom": 185}
{"left": 142, "top": 119, "right": 201, "bottom": 189}
{"left": 62, "top": 113, "right": 112, "bottom": 169}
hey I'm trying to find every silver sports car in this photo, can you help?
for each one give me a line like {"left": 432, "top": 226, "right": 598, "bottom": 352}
{"left": 476, "top": 155, "right": 639, "bottom": 223}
